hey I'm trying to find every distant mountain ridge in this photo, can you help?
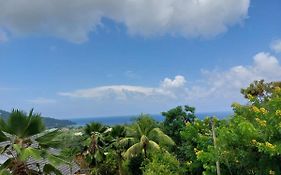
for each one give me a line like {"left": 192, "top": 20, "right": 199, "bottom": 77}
{"left": 0, "top": 109, "right": 75, "bottom": 128}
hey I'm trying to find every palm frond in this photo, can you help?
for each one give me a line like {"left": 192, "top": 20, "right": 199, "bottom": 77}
{"left": 125, "top": 126, "right": 138, "bottom": 138}
{"left": 0, "top": 131, "right": 8, "bottom": 143}
{"left": 84, "top": 122, "right": 107, "bottom": 136}
{"left": 0, "top": 118, "right": 10, "bottom": 134}
{"left": 147, "top": 140, "right": 160, "bottom": 151}
{"left": 118, "top": 137, "right": 137, "bottom": 147}
{"left": 36, "top": 129, "right": 61, "bottom": 149}
{"left": 136, "top": 124, "right": 143, "bottom": 136}
{"left": 110, "top": 125, "right": 126, "bottom": 138}
{"left": 136, "top": 115, "right": 157, "bottom": 135}
{"left": 47, "top": 154, "right": 71, "bottom": 166}
{"left": 149, "top": 128, "right": 175, "bottom": 146}
{"left": 20, "top": 147, "right": 42, "bottom": 161}
{"left": 7, "top": 110, "right": 29, "bottom": 137}
{"left": 124, "top": 143, "right": 142, "bottom": 158}
{"left": 24, "top": 113, "right": 45, "bottom": 137}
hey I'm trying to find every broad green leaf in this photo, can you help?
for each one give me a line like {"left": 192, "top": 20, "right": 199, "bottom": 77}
{"left": 20, "top": 147, "right": 42, "bottom": 161}
{"left": 47, "top": 154, "right": 70, "bottom": 166}
{"left": 36, "top": 130, "right": 61, "bottom": 148}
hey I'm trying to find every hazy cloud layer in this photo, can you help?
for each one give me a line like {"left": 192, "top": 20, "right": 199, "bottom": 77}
{"left": 59, "top": 75, "right": 187, "bottom": 100}
{"left": 0, "top": 0, "right": 250, "bottom": 43}
{"left": 271, "top": 39, "right": 281, "bottom": 53}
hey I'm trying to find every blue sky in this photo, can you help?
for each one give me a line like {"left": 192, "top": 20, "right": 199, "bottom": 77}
{"left": 0, "top": 0, "right": 281, "bottom": 118}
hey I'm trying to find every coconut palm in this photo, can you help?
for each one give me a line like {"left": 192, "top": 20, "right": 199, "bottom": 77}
{"left": 0, "top": 109, "right": 66, "bottom": 175}
{"left": 124, "top": 115, "right": 174, "bottom": 158}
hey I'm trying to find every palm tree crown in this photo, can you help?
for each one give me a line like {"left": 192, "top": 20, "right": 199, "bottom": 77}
{"left": 124, "top": 115, "right": 174, "bottom": 158}
{"left": 0, "top": 109, "right": 65, "bottom": 175}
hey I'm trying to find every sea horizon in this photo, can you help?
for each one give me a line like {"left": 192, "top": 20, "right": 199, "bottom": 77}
{"left": 68, "top": 111, "right": 232, "bottom": 126}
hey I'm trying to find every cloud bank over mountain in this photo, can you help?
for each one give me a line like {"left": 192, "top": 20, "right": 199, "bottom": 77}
{"left": 0, "top": 0, "right": 250, "bottom": 43}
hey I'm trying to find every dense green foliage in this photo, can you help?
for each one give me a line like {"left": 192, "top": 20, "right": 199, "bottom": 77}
{"left": 142, "top": 150, "right": 181, "bottom": 175}
{"left": 1, "top": 80, "right": 281, "bottom": 175}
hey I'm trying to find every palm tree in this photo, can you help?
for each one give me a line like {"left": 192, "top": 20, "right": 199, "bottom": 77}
{"left": 0, "top": 109, "right": 66, "bottom": 175}
{"left": 76, "top": 122, "right": 111, "bottom": 169}
{"left": 123, "top": 115, "right": 174, "bottom": 158}
{"left": 108, "top": 125, "right": 127, "bottom": 175}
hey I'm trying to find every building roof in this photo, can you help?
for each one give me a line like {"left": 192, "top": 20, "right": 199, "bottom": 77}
{"left": 0, "top": 141, "right": 80, "bottom": 175}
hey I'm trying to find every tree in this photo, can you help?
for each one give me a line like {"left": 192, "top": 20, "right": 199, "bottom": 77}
{"left": 124, "top": 115, "right": 174, "bottom": 158}
{"left": 142, "top": 149, "right": 181, "bottom": 175}
{"left": 162, "top": 105, "right": 196, "bottom": 145}
{"left": 108, "top": 125, "right": 127, "bottom": 175}
{"left": 180, "top": 117, "right": 215, "bottom": 175}
{"left": 76, "top": 122, "right": 112, "bottom": 171}
{"left": 241, "top": 79, "right": 281, "bottom": 102}
{"left": 0, "top": 109, "right": 65, "bottom": 175}
{"left": 90, "top": 125, "right": 128, "bottom": 175}
{"left": 199, "top": 81, "right": 281, "bottom": 174}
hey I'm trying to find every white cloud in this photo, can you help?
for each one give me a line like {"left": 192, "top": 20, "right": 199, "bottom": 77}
{"left": 59, "top": 75, "right": 187, "bottom": 100}
{"left": 192, "top": 52, "right": 281, "bottom": 101}
{"left": 0, "top": 0, "right": 250, "bottom": 43}
{"left": 271, "top": 39, "right": 281, "bottom": 53}
{"left": 161, "top": 75, "right": 186, "bottom": 89}
{"left": 28, "top": 98, "right": 56, "bottom": 105}
{"left": 59, "top": 85, "right": 158, "bottom": 99}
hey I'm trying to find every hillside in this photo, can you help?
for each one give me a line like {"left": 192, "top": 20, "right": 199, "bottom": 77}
{"left": 0, "top": 109, "right": 75, "bottom": 128}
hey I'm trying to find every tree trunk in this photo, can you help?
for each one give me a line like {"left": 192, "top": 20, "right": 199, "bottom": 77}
{"left": 211, "top": 117, "right": 221, "bottom": 175}
{"left": 117, "top": 152, "right": 123, "bottom": 175}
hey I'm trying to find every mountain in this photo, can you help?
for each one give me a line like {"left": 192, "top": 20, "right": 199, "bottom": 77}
{"left": 0, "top": 109, "right": 75, "bottom": 128}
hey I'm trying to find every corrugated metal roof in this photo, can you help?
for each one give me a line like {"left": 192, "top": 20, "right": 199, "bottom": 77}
{"left": 0, "top": 141, "right": 80, "bottom": 174}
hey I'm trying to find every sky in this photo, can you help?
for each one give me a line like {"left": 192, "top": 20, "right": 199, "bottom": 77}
{"left": 0, "top": 0, "right": 281, "bottom": 119}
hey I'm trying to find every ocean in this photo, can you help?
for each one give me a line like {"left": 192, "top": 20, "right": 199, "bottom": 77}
{"left": 69, "top": 111, "right": 232, "bottom": 126}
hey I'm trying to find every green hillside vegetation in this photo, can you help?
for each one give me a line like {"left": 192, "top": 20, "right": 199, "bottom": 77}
{"left": 1, "top": 80, "right": 281, "bottom": 175}
{"left": 0, "top": 110, "right": 75, "bottom": 128}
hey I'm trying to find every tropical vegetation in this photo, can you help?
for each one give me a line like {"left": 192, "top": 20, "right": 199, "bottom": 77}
{"left": 1, "top": 80, "right": 281, "bottom": 175}
{"left": 0, "top": 109, "right": 69, "bottom": 175}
